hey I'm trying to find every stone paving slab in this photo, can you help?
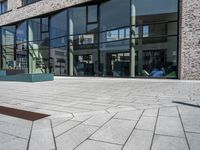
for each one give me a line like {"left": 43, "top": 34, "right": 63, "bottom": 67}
{"left": 75, "top": 139, "right": 122, "bottom": 150}
{"left": 123, "top": 129, "right": 154, "bottom": 150}
{"left": 56, "top": 124, "right": 98, "bottom": 150}
{"left": 155, "top": 116, "right": 185, "bottom": 137}
{"left": 151, "top": 135, "right": 189, "bottom": 150}
{"left": 29, "top": 119, "right": 55, "bottom": 150}
{"left": 0, "top": 77, "right": 200, "bottom": 150}
{"left": 186, "top": 132, "right": 200, "bottom": 150}
{"left": 90, "top": 118, "right": 136, "bottom": 145}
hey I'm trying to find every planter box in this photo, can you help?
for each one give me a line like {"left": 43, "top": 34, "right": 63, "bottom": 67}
{"left": 0, "top": 73, "right": 54, "bottom": 82}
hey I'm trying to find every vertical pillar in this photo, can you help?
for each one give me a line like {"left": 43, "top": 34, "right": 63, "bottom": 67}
{"left": 130, "top": 1, "right": 136, "bottom": 77}
{"left": 69, "top": 18, "right": 74, "bottom": 76}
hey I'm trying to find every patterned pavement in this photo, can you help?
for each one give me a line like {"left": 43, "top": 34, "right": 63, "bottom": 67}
{"left": 0, "top": 77, "right": 200, "bottom": 150}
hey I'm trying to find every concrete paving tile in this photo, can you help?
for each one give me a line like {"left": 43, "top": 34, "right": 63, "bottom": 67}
{"left": 107, "top": 106, "right": 136, "bottom": 113}
{"left": 72, "top": 103, "right": 109, "bottom": 111}
{"left": 48, "top": 106, "right": 90, "bottom": 113}
{"left": 56, "top": 124, "right": 98, "bottom": 150}
{"left": 0, "top": 132, "right": 16, "bottom": 144}
{"left": 136, "top": 116, "right": 156, "bottom": 131}
{"left": 0, "top": 115, "right": 32, "bottom": 127}
{"left": 83, "top": 114, "right": 114, "bottom": 127}
{"left": 90, "top": 119, "right": 136, "bottom": 145}
{"left": 0, "top": 121, "right": 31, "bottom": 139}
{"left": 114, "top": 110, "right": 143, "bottom": 121}
{"left": 186, "top": 132, "right": 200, "bottom": 150}
{"left": 179, "top": 106, "right": 200, "bottom": 117}
{"left": 155, "top": 116, "right": 185, "bottom": 137}
{"left": 0, "top": 138, "right": 27, "bottom": 150}
{"left": 72, "top": 115, "right": 92, "bottom": 122}
{"left": 54, "top": 120, "right": 80, "bottom": 137}
{"left": 73, "top": 110, "right": 108, "bottom": 117}
{"left": 123, "top": 129, "right": 154, "bottom": 150}
{"left": 151, "top": 135, "right": 188, "bottom": 150}
{"left": 178, "top": 106, "right": 200, "bottom": 133}
{"left": 143, "top": 109, "right": 158, "bottom": 117}
{"left": 75, "top": 139, "right": 122, "bottom": 150}
{"left": 181, "top": 115, "right": 200, "bottom": 133}
{"left": 29, "top": 119, "right": 55, "bottom": 150}
{"left": 159, "top": 107, "right": 179, "bottom": 117}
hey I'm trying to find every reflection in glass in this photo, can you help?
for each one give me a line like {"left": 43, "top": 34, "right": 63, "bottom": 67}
{"left": 69, "top": 5, "right": 98, "bottom": 76}
{"left": 16, "top": 21, "right": 28, "bottom": 72}
{"left": 100, "top": 0, "right": 131, "bottom": 77}
{"left": 131, "top": 0, "right": 178, "bottom": 78}
{"left": 1, "top": 26, "right": 15, "bottom": 69}
{"left": 50, "top": 10, "right": 68, "bottom": 76}
{"left": 28, "top": 18, "right": 49, "bottom": 74}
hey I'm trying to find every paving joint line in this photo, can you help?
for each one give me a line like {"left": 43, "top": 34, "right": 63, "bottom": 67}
{"left": 50, "top": 120, "right": 57, "bottom": 150}
{"left": 121, "top": 109, "right": 145, "bottom": 150}
{"left": 177, "top": 106, "right": 191, "bottom": 150}
{"left": 87, "top": 138, "right": 123, "bottom": 146}
{"left": 150, "top": 108, "right": 160, "bottom": 150}
{"left": 26, "top": 121, "right": 34, "bottom": 150}
{"left": 55, "top": 115, "right": 93, "bottom": 138}
{"left": 73, "top": 113, "right": 117, "bottom": 150}
{"left": 0, "top": 130, "right": 27, "bottom": 140}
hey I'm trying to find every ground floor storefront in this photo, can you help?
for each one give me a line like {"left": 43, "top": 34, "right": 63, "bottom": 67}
{"left": 0, "top": 0, "right": 179, "bottom": 78}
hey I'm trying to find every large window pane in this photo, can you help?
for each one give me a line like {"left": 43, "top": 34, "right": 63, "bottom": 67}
{"left": 1, "top": 26, "right": 15, "bottom": 69}
{"left": 100, "top": 0, "right": 130, "bottom": 31}
{"left": 69, "top": 7, "right": 86, "bottom": 35}
{"left": 16, "top": 21, "right": 28, "bottom": 72}
{"left": 28, "top": 18, "right": 49, "bottom": 74}
{"left": 50, "top": 10, "right": 68, "bottom": 76}
{"left": 100, "top": 0, "right": 130, "bottom": 77}
{"left": 88, "top": 5, "right": 97, "bottom": 23}
{"left": 131, "top": 0, "right": 178, "bottom": 78}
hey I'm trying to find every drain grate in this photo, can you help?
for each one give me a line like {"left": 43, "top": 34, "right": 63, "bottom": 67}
{"left": 172, "top": 101, "right": 200, "bottom": 108}
{"left": 0, "top": 106, "right": 49, "bottom": 121}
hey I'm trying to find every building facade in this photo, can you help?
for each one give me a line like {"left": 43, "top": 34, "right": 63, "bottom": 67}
{"left": 0, "top": 0, "right": 199, "bottom": 80}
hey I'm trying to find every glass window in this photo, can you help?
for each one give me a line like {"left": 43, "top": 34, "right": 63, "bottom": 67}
{"left": 131, "top": 0, "right": 179, "bottom": 78}
{"left": 0, "top": 0, "right": 8, "bottom": 14}
{"left": 1, "top": 26, "right": 15, "bottom": 69}
{"left": 99, "top": 0, "right": 130, "bottom": 77}
{"left": 88, "top": 5, "right": 97, "bottom": 23}
{"left": 143, "top": 26, "right": 149, "bottom": 37}
{"left": 42, "top": 18, "right": 49, "bottom": 32}
{"left": 22, "top": 0, "right": 41, "bottom": 6}
{"left": 50, "top": 10, "right": 68, "bottom": 76}
{"left": 69, "top": 6, "right": 87, "bottom": 35}
{"left": 50, "top": 10, "right": 67, "bottom": 39}
{"left": 16, "top": 21, "right": 28, "bottom": 72}
{"left": 100, "top": 0, "right": 130, "bottom": 31}
{"left": 28, "top": 18, "right": 50, "bottom": 74}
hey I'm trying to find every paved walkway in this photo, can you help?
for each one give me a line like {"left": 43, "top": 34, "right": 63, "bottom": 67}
{"left": 0, "top": 77, "right": 200, "bottom": 150}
